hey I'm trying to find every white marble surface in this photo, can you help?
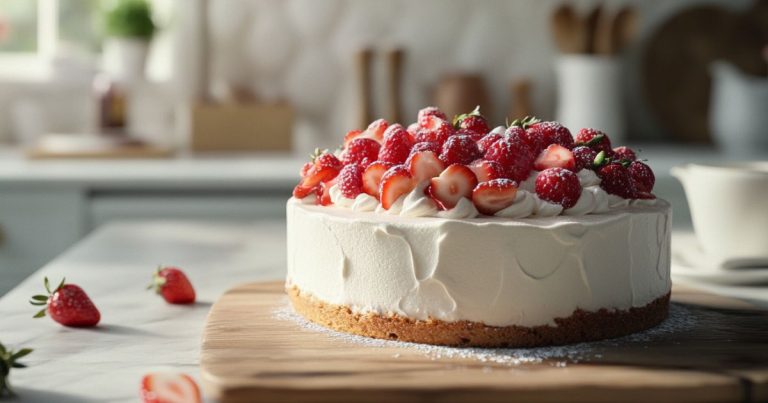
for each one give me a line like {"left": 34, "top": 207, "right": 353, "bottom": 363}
{"left": 0, "top": 220, "right": 286, "bottom": 402}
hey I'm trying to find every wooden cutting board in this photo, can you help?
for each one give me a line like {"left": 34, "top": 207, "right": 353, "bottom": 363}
{"left": 200, "top": 282, "right": 768, "bottom": 402}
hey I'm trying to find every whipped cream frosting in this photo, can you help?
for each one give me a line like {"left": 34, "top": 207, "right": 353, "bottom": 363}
{"left": 286, "top": 199, "right": 672, "bottom": 327}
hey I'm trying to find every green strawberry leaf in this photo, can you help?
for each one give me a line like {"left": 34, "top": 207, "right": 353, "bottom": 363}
{"left": 10, "top": 349, "right": 32, "bottom": 361}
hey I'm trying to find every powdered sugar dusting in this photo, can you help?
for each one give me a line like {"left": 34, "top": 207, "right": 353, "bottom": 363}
{"left": 273, "top": 300, "right": 696, "bottom": 367}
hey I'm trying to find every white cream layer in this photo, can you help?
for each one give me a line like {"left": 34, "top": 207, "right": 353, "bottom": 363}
{"left": 286, "top": 199, "right": 672, "bottom": 327}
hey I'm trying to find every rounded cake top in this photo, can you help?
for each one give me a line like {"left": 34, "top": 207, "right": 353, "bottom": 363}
{"left": 291, "top": 106, "right": 658, "bottom": 219}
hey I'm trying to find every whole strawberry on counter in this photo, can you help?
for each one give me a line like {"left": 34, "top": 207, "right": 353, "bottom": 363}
{"left": 30, "top": 277, "right": 100, "bottom": 327}
{"left": 148, "top": 266, "right": 196, "bottom": 304}
{"left": 0, "top": 341, "right": 32, "bottom": 396}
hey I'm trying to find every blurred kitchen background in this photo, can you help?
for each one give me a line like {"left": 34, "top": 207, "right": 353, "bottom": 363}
{"left": 0, "top": 0, "right": 766, "bottom": 295}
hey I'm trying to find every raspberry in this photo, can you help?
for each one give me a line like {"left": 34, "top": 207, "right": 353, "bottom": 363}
{"left": 440, "top": 134, "right": 480, "bottom": 166}
{"left": 598, "top": 163, "right": 635, "bottom": 198}
{"left": 484, "top": 137, "right": 535, "bottom": 182}
{"left": 529, "top": 121, "right": 574, "bottom": 150}
{"left": 613, "top": 146, "right": 637, "bottom": 162}
{"left": 575, "top": 128, "right": 613, "bottom": 155}
{"left": 343, "top": 138, "right": 380, "bottom": 167}
{"left": 378, "top": 125, "right": 413, "bottom": 164}
{"left": 477, "top": 133, "right": 502, "bottom": 155}
{"left": 572, "top": 146, "right": 598, "bottom": 171}
{"left": 628, "top": 161, "right": 655, "bottom": 193}
{"left": 409, "top": 141, "right": 440, "bottom": 155}
{"left": 534, "top": 167, "right": 581, "bottom": 209}
{"left": 337, "top": 163, "right": 364, "bottom": 198}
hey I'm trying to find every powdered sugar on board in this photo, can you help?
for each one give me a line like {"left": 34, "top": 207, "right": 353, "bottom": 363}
{"left": 272, "top": 300, "right": 697, "bottom": 367}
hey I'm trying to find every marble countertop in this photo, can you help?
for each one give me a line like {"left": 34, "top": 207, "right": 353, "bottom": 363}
{"left": 1, "top": 220, "right": 765, "bottom": 402}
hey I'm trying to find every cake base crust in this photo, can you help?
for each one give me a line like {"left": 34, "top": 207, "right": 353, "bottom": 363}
{"left": 287, "top": 286, "right": 670, "bottom": 348}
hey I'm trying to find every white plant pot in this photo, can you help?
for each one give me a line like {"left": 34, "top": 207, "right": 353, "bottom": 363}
{"left": 103, "top": 37, "right": 150, "bottom": 83}
{"left": 555, "top": 55, "right": 625, "bottom": 143}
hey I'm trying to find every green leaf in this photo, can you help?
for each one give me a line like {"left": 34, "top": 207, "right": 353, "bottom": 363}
{"left": 593, "top": 151, "right": 606, "bottom": 167}
{"left": 104, "top": 0, "right": 157, "bottom": 39}
{"left": 33, "top": 309, "right": 46, "bottom": 319}
{"left": 585, "top": 134, "right": 605, "bottom": 147}
{"left": 0, "top": 342, "right": 6, "bottom": 355}
{"left": 10, "top": 363, "right": 25, "bottom": 369}
{"left": 29, "top": 301, "right": 46, "bottom": 306}
{"left": 452, "top": 105, "right": 482, "bottom": 127}
{"left": 30, "top": 295, "right": 48, "bottom": 302}
{"left": 10, "top": 349, "right": 32, "bottom": 361}
{"left": 44, "top": 277, "right": 50, "bottom": 294}
{"left": 56, "top": 277, "right": 65, "bottom": 292}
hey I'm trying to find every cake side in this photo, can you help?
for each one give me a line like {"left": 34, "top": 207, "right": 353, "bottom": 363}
{"left": 286, "top": 199, "right": 672, "bottom": 328}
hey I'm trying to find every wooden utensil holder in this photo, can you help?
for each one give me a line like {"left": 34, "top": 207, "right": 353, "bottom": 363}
{"left": 191, "top": 102, "right": 293, "bottom": 152}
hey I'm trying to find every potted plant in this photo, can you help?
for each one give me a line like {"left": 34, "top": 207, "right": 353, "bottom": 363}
{"left": 102, "top": 0, "right": 156, "bottom": 82}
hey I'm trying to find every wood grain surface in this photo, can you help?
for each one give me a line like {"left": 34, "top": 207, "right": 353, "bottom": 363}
{"left": 200, "top": 282, "right": 768, "bottom": 403}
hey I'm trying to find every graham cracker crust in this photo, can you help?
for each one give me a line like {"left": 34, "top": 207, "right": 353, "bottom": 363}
{"left": 287, "top": 286, "right": 670, "bottom": 348}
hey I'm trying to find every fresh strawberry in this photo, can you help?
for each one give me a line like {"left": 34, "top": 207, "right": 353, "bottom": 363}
{"left": 409, "top": 141, "right": 440, "bottom": 155}
{"left": 362, "top": 161, "right": 394, "bottom": 198}
{"left": 506, "top": 126, "right": 545, "bottom": 155}
{"left": 378, "top": 125, "right": 413, "bottom": 164}
{"left": 598, "top": 163, "right": 635, "bottom": 198}
{"left": 379, "top": 165, "right": 414, "bottom": 209}
{"left": 440, "top": 134, "right": 480, "bottom": 166}
{"left": 301, "top": 150, "right": 342, "bottom": 188}
{"left": 30, "top": 277, "right": 100, "bottom": 327}
{"left": 364, "top": 118, "right": 389, "bottom": 142}
{"left": 635, "top": 191, "right": 656, "bottom": 200}
{"left": 572, "top": 146, "right": 598, "bottom": 171}
{"left": 417, "top": 106, "right": 447, "bottom": 127}
{"left": 0, "top": 341, "right": 32, "bottom": 396}
{"left": 484, "top": 137, "right": 535, "bottom": 182}
{"left": 141, "top": 372, "right": 201, "bottom": 403}
{"left": 337, "top": 164, "right": 364, "bottom": 198}
{"left": 319, "top": 180, "right": 334, "bottom": 206}
{"left": 406, "top": 122, "right": 420, "bottom": 139}
{"left": 468, "top": 159, "right": 507, "bottom": 182}
{"left": 472, "top": 179, "right": 519, "bottom": 215}
{"left": 292, "top": 182, "right": 319, "bottom": 199}
{"left": 477, "top": 132, "right": 502, "bottom": 155}
{"left": 613, "top": 146, "right": 637, "bottom": 162}
{"left": 529, "top": 121, "right": 574, "bottom": 150}
{"left": 299, "top": 161, "right": 313, "bottom": 177}
{"left": 406, "top": 150, "right": 445, "bottom": 182}
{"left": 427, "top": 164, "right": 478, "bottom": 209}
{"left": 575, "top": 128, "right": 613, "bottom": 155}
{"left": 628, "top": 161, "right": 655, "bottom": 193}
{"left": 414, "top": 116, "right": 454, "bottom": 146}
{"left": 148, "top": 267, "right": 196, "bottom": 304}
{"left": 535, "top": 168, "right": 582, "bottom": 209}
{"left": 453, "top": 106, "right": 489, "bottom": 138}
{"left": 342, "top": 138, "right": 380, "bottom": 167}
{"left": 533, "top": 144, "right": 576, "bottom": 171}
{"left": 343, "top": 129, "right": 364, "bottom": 147}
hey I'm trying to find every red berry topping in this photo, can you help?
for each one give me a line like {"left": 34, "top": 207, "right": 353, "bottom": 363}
{"left": 468, "top": 159, "right": 507, "bottom": 182}
{"left": 364, "top": 118, "right": 389, "bottom": 142}
{"left": 533, "top": 144, "right": 576, "bottom": 171}
{"left": 406, "top": 150, "right": 445, "bottom": 182}
{"left": 613, "top": 146, "right": 637, "bottom": 162}
{"left": 379, "top": 165, "right": 415, "bottom": 210}
{"left": 319, "top": 181, "right": 334, "bottom": 206}
{"left": 362, "top": 161, "right": 394, "bottom": 198}
{"left": 506, "top": 126, "right": 545, "bottom": 155}
{"left": 572, "top": 146, "right": 598, "bottom": 171}
{"left": 302, "top": 151, "right": 342, "bottom": 188}
{"left": 292, "top": 182, "right": 319, "bottom": 199}
{"left": 529, "top": 121, "right": 574, "bottom": 150}
{"left": 414, "top": 116, "right": 454, "bottom": 146}
{"left": 575, "top": 128, "right": 612, "bottom": 155}
{"left": 409, "top": 141, "right": 440, "bottom": 155}
{"left": 427, "top": 164, "right": 478, "bottom": 209}
{"left": 440, "top": 134, "right": 481, "bottom": 166}
{"left": 485, "top": 137, "right": 535, "bottom": 182}
{"left": 150, "top": 266, "right": 196, "bottom": 304}
{"left": 453, "top": 106, "right": 490, "bottom": 138}
{"left": 31, "top": 277, "right": 100, "bottom": 327}
{"left": 343, "top": 138, "right": 380, "bottom": 167}
{"left": 299, "top": 161, "right": 313, "bottom": 177}
{"left": 406, "top": 122, "right": 420, "bottom": 137}
{"left": 141, "top": 372, "right": 202, "bottom": 403}
{"left": 628, "top": 161, "right": 655, "bottom": 193}
{"left": 378, "top": 125, "right": 413, "bottom": 164}
{"left": 338, "top": 164, "right": 364, "bottom": 198}
{"left": 472, "top": 179, "right": 519, "bottom": 215}
{"left": 598, "top": 163, "right": 635, "bottom": 198}
{"left": 477, "top": 132, "right": 502, "bottom": 155}
{"left": 343, "top": 129, "right": 364, "bottom": 147}
{"left": 535, "top": 167, "right": 582, "bottom": 209}
{"left": 417, "top": 106, "right": 447, "bottom": 127}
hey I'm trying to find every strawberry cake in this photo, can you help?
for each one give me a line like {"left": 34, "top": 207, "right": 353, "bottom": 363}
{"left": 286, "top": 107, "right": 670, "bottom": 347}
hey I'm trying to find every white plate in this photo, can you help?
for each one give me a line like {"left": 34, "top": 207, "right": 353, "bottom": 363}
{"left": 672, "top": 232, "right": 768, "bottom": 286}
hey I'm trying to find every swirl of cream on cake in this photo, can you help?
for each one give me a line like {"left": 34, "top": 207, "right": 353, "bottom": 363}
{"left": 436, "top": 197, "right": 479, "bottom": 219}
{"left": 351, "top": 193, "right": 378, "bottom": 212}
{"left": 400, "top": 181, "right": 439, "bottom": 217}
{"left": 494, "top": 191, "right": 537, "bottom": 218}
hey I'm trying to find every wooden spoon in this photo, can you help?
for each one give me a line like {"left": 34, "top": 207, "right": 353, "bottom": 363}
{"left": 551, "top": 4, "right": 585, "bottom": 54}
{"left": 584, "top": 4, "right": 604, "bottom": 54}
{"left": 386, "top": 48, "right": 404, "bottom": 124}
{"left": 355, "top": 48, "right": 374, "bottom": 129}
{"left": 610, "top": 7, "right": 638, "bottom": 54}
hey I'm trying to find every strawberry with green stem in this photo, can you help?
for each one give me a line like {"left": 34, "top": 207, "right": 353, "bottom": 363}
{"left": 0, "top": 342, "right": 32, "bottom": 396}
{"left": 30, "top": 277, "right": 100, "bottom": 327}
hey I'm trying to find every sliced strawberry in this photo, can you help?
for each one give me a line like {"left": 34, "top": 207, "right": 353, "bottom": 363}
{"left": 613, "top": 146, "right": 637, "bottom": 162}
{"left": 427, "top": 164, "right": 478, "bottom": 209}
{"left": 379, "top": 166, "right": 414, "bottom": 209}
{"left": 417, "top": 106, "right": 448, "bottom": 127}
{"left": 302, "top": 152, "right": 342, "bottom": 187}
{"left": 362, "top": 161, "right": 394, "bottom": 198}
{"left": 292, "top": 182, "right": 319, "bottom": 199}
{"left": 575, "top": 128, "right": 613, "bottom": 155}
{"left": 141, "top": 372, "right": 201, "bottom": 403}
{"left": 343, "top": 129, "right": 364, "bottom": 147}
{"left": 406, "top": 122, "right": 420, "bottom": 140}
{"left": 477, "top": 132, "right": 502, "bottom": 155}
{"left": 468, "top": 159, "right": 507, "bottom": 182}
{"left": 535, "top": 167, "right": 581, "bottom": 209}
{"left": 598, "top": 163, "right": 635, "bottom": 198}
{"left": 533, "top": 144, "right": 576, "bottom": 171}
{"left": 485, "top": 137, "right": 535, "bottom": 182}
{"left": 363, "top": 118, "right": 389, "bottom": 142}
{"left": 319, "top": 181, "right": 334, "bottom": 206}
{"left": 472, "top": 179, "right": 519, "bottom": 215}
{"left": 299, "top": 161, "right": 313, "bottom": 178}
{"left": 406, "top": 150, "right": 445, "bottom": 182}
{"left": 342, "top": 138, "right": 380, "bottom": 167}
{"left": 572, "top": 146, "right": 598, "bottom": 171}
{"left": 414, "top": 116, "right": 454, "bottom": 146}
{"left": 628, "top": 161, "right": 655, "bottom": 193}
{"left": 440, "top": 134, "right": 480, "bottom": 166}
{"left": 378, "top": 125, "right": 413, "bottom": 164}
{"left": 338, "top": 164, "right": 364, "bottom": 198}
